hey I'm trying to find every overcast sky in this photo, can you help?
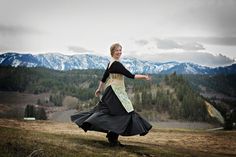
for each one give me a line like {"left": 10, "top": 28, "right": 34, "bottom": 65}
{"left": 0, "top": 0, "right": 236, "bottom": 67}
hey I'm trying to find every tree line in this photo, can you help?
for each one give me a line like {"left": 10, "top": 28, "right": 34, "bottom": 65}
{"left": 1, "top": 66, "right": 234, "bottom": 122}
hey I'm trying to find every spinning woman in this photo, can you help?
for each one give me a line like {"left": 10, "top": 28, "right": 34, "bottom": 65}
{"left": 71, "top": 43, "right": 152, "bottom": 147}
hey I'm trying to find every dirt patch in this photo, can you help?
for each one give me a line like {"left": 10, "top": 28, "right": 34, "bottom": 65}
{"left": 0, "top": 104, "right": 11, "bottom": 112}
{"left": 49, "top": 109, "right": 77, "bottom": 122}
{"left": 152, "top": 120, "right": 216, "bottom": 130}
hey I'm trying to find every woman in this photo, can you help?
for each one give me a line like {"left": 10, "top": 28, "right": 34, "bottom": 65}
{"left": 71, "top": 43, "right": 152, "bottom": 147}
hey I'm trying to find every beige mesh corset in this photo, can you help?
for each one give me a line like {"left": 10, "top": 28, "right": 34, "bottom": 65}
{"left": 108, "top": 73, "right": 125, "bottom": 87}
{"left": 105, "top": 59, "right": 134, "bottom": 113}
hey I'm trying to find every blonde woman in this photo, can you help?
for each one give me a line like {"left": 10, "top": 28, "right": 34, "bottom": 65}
{"left": 71, "top": 43, "right": 152, "bottom": 147}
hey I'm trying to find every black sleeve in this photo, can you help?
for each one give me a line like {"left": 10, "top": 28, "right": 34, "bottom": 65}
{"left": 109, "top": 61, "right": 135, "bottom": 79}
{"left": 101, "top": 63, "right": 110, "bottom": 83}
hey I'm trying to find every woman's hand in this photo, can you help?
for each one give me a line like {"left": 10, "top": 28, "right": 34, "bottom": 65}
{"left": 95, "top": 81, "right": 105, "bottom": 97}
{"left": 95, "top": 89, "right": 101, "bottom": 97}
{"left": 145, "top": 75, "right": 151, "bottom": 81}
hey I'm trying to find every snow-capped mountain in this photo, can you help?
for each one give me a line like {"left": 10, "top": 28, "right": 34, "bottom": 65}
{"left": 0, "top": 52, "right": 236, "bottom": 74}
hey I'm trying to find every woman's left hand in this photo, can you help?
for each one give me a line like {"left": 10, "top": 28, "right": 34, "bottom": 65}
{"left": 145, "top": 75, "right": 151, "bottom": 80}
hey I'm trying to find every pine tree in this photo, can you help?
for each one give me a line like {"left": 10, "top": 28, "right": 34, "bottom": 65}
{"left": 36, "top": 107, "right": 47, "bottom": 120}
{"left": 24, "top": 104, "right": 36, "bottom": 118}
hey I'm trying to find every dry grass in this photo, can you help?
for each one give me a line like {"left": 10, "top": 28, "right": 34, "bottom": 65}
{"left": 0, "top": 119, "right": 236, "bottom": 157}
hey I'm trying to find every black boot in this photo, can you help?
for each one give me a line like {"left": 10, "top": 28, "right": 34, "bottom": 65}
{"left": 106, "top": 132, "right": 124, "bottom": 147}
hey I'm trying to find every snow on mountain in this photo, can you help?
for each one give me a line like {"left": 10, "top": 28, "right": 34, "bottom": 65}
{"left": 0, "top": 52, "right": 236, "bottom": 74}
{"left": 0, "top": 52, "right": 39, "bottom": 67}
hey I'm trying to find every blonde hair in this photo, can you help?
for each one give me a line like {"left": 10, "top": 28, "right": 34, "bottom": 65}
{"left": 110, "top": 43, "right": 122, "bottom": 56}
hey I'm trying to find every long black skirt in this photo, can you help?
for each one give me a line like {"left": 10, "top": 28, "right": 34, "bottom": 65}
{"left": 71, "top": 86, "right": 152, "bottom": 136}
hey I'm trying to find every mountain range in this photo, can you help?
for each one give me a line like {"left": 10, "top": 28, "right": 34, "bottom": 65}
{"left": 0, "top": 52, "right": 236, "bottom": 74}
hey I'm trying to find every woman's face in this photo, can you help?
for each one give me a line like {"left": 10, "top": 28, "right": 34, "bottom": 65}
{"left": 113, "top": 46, "right": 122, "bottom": 60}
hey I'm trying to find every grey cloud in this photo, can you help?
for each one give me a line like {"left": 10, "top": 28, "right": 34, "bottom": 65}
{"left": 193, "top": 1, "right": 236, "bottom": 37}
{"left": 180, "top": 52, "right": 235, "bottom": 67}
{"left": 68, "top": 46, "right": 93, "bottom": 53}
{"left": 155, "top": 39, "right": 181, "bottom": 49}
{"left": 0, "top": 24, "right": 42, "bottom": 36}
{"left": 154, "top": 39, "right": 205, "bottom": 50}
{"left": 168, "top": 1, "right": 236, "bottom": 37}
{"left": 181, "top": 42, "right": 205, "bottom": 50}
{"left": 146, "top": 52, "right": 235, "bottom": 67}
{"left": 174, "top": 37, "right": 236, "bottom": 46}
{"left": 135, "top": 40, "right": 149, "bottom": 46}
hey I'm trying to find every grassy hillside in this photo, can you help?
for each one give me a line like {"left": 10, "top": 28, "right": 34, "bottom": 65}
{"left": 184, "top": 74, "right": 236, "bottom": 118}
{"left": 184, "top": 74, "right": 236, "bottom": 97}
{"left": 0, "top": 66, "right": 101, "bottom": 101}
{"left": 0, "top": 119, "right": 235, "bottom": 157}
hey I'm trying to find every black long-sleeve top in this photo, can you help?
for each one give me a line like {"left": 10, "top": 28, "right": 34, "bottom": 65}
{"left": 101, "top": 61, "right": 135, "bottom": 83}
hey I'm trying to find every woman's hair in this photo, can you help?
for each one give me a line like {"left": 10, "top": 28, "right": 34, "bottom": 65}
{"left": 110, "top": 43, "right": 122, "bottom": 56}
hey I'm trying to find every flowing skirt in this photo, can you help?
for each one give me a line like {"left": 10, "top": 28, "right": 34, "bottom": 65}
{"left": 71, "top": 86, "right": 152, "bottom": 136}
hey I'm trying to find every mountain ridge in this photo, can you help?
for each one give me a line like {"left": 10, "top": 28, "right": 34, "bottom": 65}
{"left": 0, "top": 52, "right": 236, "bottom": 74}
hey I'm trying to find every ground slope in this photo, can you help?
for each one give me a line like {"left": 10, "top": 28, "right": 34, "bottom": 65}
{"left": 0, "top": 119, "right": 235, "bottom": 157}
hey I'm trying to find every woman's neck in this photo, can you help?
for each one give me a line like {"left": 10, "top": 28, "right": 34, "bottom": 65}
{"left": 111, "top": 57, "right": 120, "bottom": 61}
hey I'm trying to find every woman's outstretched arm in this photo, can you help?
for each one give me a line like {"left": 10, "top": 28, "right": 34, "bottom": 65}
{"left": 134, "top": 74, "right": 151, "bottom": 80}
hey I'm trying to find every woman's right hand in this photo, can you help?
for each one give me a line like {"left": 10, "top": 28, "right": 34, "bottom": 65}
{"left": 95, "top": 89, "right": 101, "bottom": 97}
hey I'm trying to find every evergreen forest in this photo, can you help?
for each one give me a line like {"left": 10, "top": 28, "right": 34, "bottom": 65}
{"left": 0, "top": 66, "right": 235, "bottom": 122}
